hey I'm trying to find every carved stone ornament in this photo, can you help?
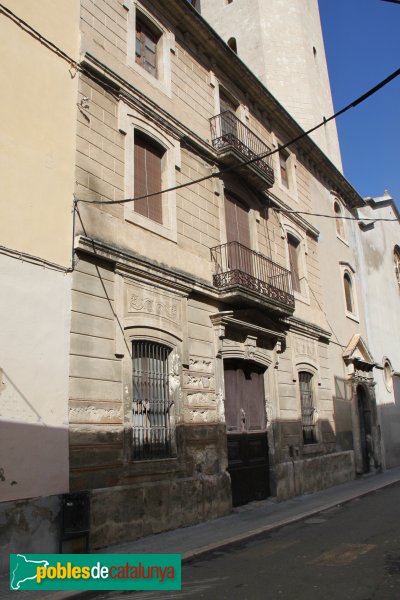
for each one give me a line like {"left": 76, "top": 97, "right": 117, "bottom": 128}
{"left": 126, "top": 286, "right": 181, "bottom": 326}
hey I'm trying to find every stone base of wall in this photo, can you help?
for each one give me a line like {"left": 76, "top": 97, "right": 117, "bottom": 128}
{"left": 273, "top": 450, "right": 355, "bottom": 501}
{"left": 89, "top": 472, "right": 232, "bottom": 549}
{"left": 0, "top": 495, "right": 61, "bottom": 575}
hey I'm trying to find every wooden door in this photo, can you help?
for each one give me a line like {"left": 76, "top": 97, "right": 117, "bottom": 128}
{"left": 224, "top": 360, "right": 269, "bottom": 506}
{"left": 224, "top": 193, "right": 252, "bottom": 275}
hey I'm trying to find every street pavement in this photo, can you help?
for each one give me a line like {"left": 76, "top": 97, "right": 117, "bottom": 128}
{"left": 1, "top": 467, "right": 400, "bottom": 599}
{"left": 93, "top": 480, "right": 400, "bottom": 600}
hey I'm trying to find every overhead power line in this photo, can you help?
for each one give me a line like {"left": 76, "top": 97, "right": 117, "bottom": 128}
{"left": 76, "top": 67, "right": 400, "bottom": 207}
{"left": 1, "top": 0, "right": 398, "bottom": 223}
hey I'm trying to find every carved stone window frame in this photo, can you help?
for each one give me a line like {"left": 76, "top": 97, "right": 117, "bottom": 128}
{"left": 339, "top": 262, "right": 359, "bottom": 322}
{"left": 123, "top": 326, "right": 183, "bottom": 462}
{"left": 282, "top": 220, "right": 310, "bottom": 304}
{"left": 119, "top": 102, "right": 180, "bottom": 242}
{"left": 124, "top": 0, "right": 174, "bottom": 97}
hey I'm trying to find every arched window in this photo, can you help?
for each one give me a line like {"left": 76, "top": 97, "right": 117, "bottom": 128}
{"left": 298, "top": 371, "right": 317, "bottom": 444}
{"left": 227, "top": 37, "right": 237, "bottom": 53}
{"left": 383, "top": 359, "right": 393, "bottom": 392}
{"left": 334, "top": 201, "right": 345, "bottom": 239}
{"left": 132, "top": 340, "right": 173, "bottom": 460}
{"left": 287, "top": 233, "right": 301, "bottom": 293}
{"left": 394, "top": 246, "right": 400, "bottom": 290}
{"left": 343, "top": 272, "right": 354, "bottom": 313}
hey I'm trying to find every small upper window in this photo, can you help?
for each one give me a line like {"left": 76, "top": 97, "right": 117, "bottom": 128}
{"left": 343, "top": 272, "right": 354, "bottom": 313}
{"left": 227, "top": 37, "right": 237, "bottom": 53}
{"left": 394, "top": 246, "right": 400, "bottom": 290}
{"left": 287, "top": 234, "right": 301, "bottom": 293}
{"left": 279, "top": 150, "right": 289, "bottom": 188}
{"left": 134, "top": 132, "right": 164, "bottom": 224}
{"left": 334, "top": 201, "right": 346, "bottom": 240}
{"left": 135, "top": 18, "right": 159, "bottom": 77}
{"left": 383, "top": 359, "right": 393, "bottom": 392}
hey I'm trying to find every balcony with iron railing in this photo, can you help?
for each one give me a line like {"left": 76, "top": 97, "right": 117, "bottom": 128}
{"left": 210, "top": 111, "right": 275, "bottom": 189}
{"left": 210, "top": 241, "right": 295, "bottom": 313}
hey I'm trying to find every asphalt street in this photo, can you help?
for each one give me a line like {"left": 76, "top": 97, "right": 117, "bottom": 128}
{"left": 86, "top": 482, "right": 400, "bottom": 600}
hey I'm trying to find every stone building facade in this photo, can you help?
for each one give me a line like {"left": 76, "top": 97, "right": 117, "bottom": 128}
{"left": 198, "top": 0, "right": 389, "bottom": 482}
{"left": 70, "top": 0, "right": 357, "bottom": 548}
{"left": 2, "top": 0, "right": 396, "bottom": 561}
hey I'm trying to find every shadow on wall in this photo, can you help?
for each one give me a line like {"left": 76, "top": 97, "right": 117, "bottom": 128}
{"left": 378, "top": 379, "right": 400, "bottom": 468}
{"left": 333, "top": 376, "right": 354, "bottom": 452}
{"left": 269, "top": 417, "right": 355, "bottom": 500}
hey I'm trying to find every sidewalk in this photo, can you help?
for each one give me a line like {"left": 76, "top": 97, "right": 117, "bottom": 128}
{"left": 2, "top": 467, "right": 400, "bottom": 599}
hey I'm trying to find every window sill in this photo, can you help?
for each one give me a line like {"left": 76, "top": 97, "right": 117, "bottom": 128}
{"left": 126, "top": 210, "right": 177, "bottom": 243}
{"left": 302, "top": 442, "right": 323, "bottom": 455}
{"left": 128, "top": 61, "right": 171, "bottom": 98}
{"left": 345, "top": 311, "right": 359, "bottom": 323}
{"left": 293, "top": 289, "right": 310, "bottom": 306}
{"left": 336, "top": 234, "right": 349, "bottom": 247}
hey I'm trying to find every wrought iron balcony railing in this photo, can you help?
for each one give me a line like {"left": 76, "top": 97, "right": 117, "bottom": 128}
{"left": 210, "top": 111, "right": 274, "bottom": 186}
{"left": 210, "top": 242, "right": 295, "bottom": 310}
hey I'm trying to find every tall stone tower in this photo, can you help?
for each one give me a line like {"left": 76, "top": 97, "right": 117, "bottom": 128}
{"left": 199, "top": 0, "right": 343, "bottom": 171}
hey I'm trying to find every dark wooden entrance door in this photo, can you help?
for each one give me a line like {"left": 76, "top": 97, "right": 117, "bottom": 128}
{"left": 224, "top": 359, "right": 269, "bottom": 506}
{"left": 357, "top": 385, "right": 372, "bottom": 473}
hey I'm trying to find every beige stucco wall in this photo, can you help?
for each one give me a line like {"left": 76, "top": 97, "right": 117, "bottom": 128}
{"left": 357, "top": 201, "right": 400, "bottom": 467}
{"left": 0, "top": 255, "right": 71, "bottom": 501}
{"left": 0, "top": 0, "right": 80, "bottom": 267}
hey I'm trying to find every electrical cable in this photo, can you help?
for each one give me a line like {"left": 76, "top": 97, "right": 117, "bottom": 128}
{"left": 1, "top": 1, "right": 398, "bottom": 222}
{"left": 75, "top": 67, "right": 400, "bottom": 207}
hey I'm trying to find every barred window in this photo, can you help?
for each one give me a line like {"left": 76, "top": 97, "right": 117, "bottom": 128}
{"left": 132, "top": 341, "right": 173, "bottom": 460}
{"left": 299, "top": 371, "right": 317, "bottom": 445}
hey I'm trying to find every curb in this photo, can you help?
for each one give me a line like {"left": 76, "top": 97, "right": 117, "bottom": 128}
{"left": 181, "top": 477, "right": 400, "bottom": 563}
{"left": 1, "top": 475, "right": 399, "bottom": 599}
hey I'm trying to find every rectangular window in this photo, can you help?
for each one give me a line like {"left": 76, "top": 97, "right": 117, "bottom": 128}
{"left": 279, "top": 151, "right": 289, "bottom": 188}
{"left": 299, "top": 372, "right": 317, "bottom": 444}
{"left": 287, "top": 234, "right": 301, "bottom": 293}
{"left": 134, "top": 133, "right": 164, "bottom": 224}
{"left": 132, "top": 341, "right": 173, "bottom": 460}
{"left": 135, "top": 19, "right": 158, "bottom": 77}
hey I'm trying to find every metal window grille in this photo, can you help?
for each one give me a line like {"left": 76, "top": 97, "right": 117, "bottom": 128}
{"left": 299, "top": 371, "right": 317, "bottom": 444}
{"left": 132, "top": 341, "right": 173, "bottom": 460}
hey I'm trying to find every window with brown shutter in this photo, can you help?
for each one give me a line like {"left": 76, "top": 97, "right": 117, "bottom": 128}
{"left": 287, "top": 234, "right": 301, "bottom": 293}
{"left": 135, "top": 18, "right": 159, "bottom": 77}
{"left": 134, "top": 133, "right": 164, "bottom": 224}
{"left": 279, "top": 151, "right": 289, "bottom": 188}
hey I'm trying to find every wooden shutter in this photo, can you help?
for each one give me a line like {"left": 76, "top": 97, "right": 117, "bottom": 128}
{"left": 224, "top": 193, "right": 250, "bottom": 246}
{"left": 224, "top": 363, "right": 266, "bottom": 433}
{"left": 134, "top": 134, "right": 163, "bottom": 224}
{"left": 280, "top": 152, "right": 289, "bottom": 187}
{"left": 288, "top": 235, "right": 300, "bottom": 292}
{"left": 224, "top": 367, "right": 241, "bottom": 432}
{"left": 246, "top": 370, "right": 265, "bottom": 432}
{"left": 135, "top": 21, "right": 157, "bottom": 77}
